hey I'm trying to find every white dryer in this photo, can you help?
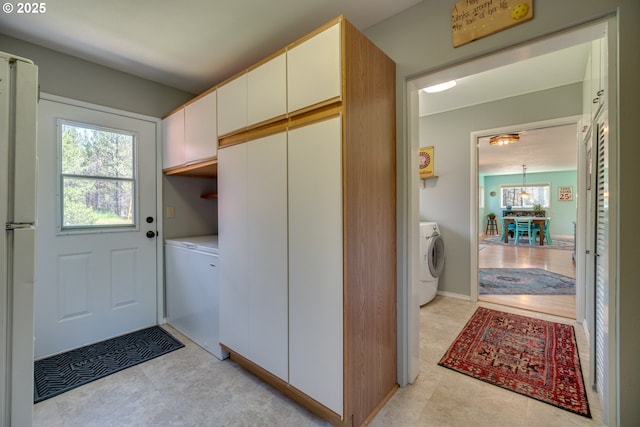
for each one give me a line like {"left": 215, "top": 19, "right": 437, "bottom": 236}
{"left": 419, "top": 222, "right": 445, "bottom": 305}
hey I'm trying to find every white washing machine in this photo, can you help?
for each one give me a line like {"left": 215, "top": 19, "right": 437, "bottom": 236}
{"left": 419, "top": 222, "right": 445, "bottom": 305}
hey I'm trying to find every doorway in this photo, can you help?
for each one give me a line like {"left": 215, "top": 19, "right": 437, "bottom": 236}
{"left": 476, "top": 121, "right": 579, "bottom": 319}
{"left": 35, "top": 95, "right": 162, "bottom": 359}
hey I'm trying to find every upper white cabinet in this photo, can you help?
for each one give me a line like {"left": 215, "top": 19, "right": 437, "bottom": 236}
{"left": 247, "top": 53, "right": 287, "bottom": 127}
{"left": 217, "top": 73, "right": 248, "bottom": 137}
{"left": 162, "top": 108, "right": 185, "bottom": 169}
{"left": 184, "top": 89, "right": 217, "bottom": 163}
{"left": 163, "top": 89, "right": 218, "bottom": 173}
{"left": 287, "top": 22, "right": 341, "bottom": 114}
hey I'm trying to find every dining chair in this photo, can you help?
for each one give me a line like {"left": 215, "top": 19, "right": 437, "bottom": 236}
{"left": 544, "top": 217, "right": 552, "bottom": 244}
{"left": 500, "top": 216, "right": 516, "bottom": 240}
{"left": 514, "top": 218, "right": 540, "bottom": 245}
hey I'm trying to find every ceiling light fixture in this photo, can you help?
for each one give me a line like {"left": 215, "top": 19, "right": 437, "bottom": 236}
{"left": 519, "top": 164, "right": 529, "bottom": 199}
{"left": 422, "top": 80, "right": 457, "bottom": 93}
{"left": 489, "top": 133, "right": 519, "bottom": 146}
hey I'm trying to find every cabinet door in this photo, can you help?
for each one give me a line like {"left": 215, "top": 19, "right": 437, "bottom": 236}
{"left": 247, "top": 53, "right": 287, "bottom": 127}
{"left": 218, "top": 143, "right": 249, "bottom": 355}
{"left": 287, "top": 22, "right": 341, "bottom": 114}
{"left": 217, "top": 73, "right": 248, "bottom": 137}
{"left": 247, "top": 132, "right": 288, "bottom": 380}
{"left": 184, "top": 90, "right": 217, "bottom": 163}
{"left": 162, "top": 108, "right": 185, "bottom": 169}
{"left": 288, "top": 116, "right": 343, "bottom": 416}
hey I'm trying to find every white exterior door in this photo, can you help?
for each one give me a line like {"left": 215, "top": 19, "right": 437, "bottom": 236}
{"left": 35, "top": 96, "right": 159, "bottom": 358}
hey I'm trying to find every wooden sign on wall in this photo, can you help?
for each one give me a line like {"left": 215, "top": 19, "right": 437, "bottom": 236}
{"left": 452, "top": 0, "right": 533, "bottom": 48}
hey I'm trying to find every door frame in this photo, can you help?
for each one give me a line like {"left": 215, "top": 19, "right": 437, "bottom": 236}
{"left": 469, "top": 116, "right": 584, "bottom": 320}
{"left": 38, "top": 93, "right": 165, "bottom": 326}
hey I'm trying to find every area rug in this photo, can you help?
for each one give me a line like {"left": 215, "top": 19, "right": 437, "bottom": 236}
{"left": 481, "top": 235, "right": 574, "bottom": 250}
{"left": 438, "top": 307, "right": 590, "bottom": 417}
{"left": 479, "top": 268, "right": 575, "bottom": 295}
{"left": 34, "top": 326, "right": 184, "bottom": 403}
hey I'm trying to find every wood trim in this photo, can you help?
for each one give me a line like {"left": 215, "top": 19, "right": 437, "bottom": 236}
{"left": 162, "top": 157, "right": 217, "bottom": 177}
{"left": 246, "top": 48, "right": 287, "bottom": 73}
{"left": 342, "top": 18, "right": 397, "bottom": 427}
{"left": 218, "top": 119, "right": 288, "bottom": 148}
{"left": 287, "top": 96, "right": 342, "bottom": 119}
{"left": 222, "top": 346, "right": 345, "bottom": 426}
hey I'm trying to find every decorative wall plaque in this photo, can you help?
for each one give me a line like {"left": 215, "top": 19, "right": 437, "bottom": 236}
{"left": 452, "top": 0, "right": 533, "bottom": 47}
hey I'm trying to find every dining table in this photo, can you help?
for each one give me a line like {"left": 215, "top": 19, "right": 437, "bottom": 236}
{"left": 502, "top": 216, "right": 548, "bottom": 245}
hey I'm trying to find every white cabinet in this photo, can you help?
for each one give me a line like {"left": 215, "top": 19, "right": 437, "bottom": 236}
{"left": 581, "top": 35, "right": 607, "bottom": 135}
{"left": 184, "top": 89, "right": 217, "bottom": 163}
{"left": 217, "top": 73, "right": 247, "bottom": 137}
{"left": 287, "top": 22, "right": 341, "bottom": 114}
{"left": 218, "top": 132, "right": 288, "bottom": 381}
{"left": 247, "top": 53, "right": 287, "bottom": 127}
{"left": 247, "top": 132, "right": 288, "bottom": 380}
{"left": 162, "top": 108, "right": 185, "bottom": 169}
{"left": 288, "top": 117, "right": 343, "bottom": 415}
{"left": 163, "top": 90, "right": 217, "bottom": 171}
{"left": 218, "top": 143, "right": 249, "bottom": 355}
{"left": 217, "top": 16, "right": 396, "bottom": 426}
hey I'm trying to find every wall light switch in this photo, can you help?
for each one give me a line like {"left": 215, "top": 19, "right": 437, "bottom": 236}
{"left": 166, "top": 206, "right": 175, "bottom": 219}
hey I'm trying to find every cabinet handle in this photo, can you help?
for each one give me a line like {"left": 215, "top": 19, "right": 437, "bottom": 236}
{"left": 597, "top": 89, "right": 604, "bottom": 96}
{"left": 593, "top": 97, "right": 599, "bottom": 104}
{"left": 209, "top": 263, "right": 216, "bottom": 267}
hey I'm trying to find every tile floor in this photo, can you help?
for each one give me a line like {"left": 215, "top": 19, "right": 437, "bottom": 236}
{"left": 33, "top": 296, "right": 602, "bottom": 426}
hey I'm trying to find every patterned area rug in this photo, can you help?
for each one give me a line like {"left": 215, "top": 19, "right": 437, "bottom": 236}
{"left": 438, "top": 307, "right": 591, "bottom": 417}
{"left": 34, "top": 326, "right": 184, "bottom": 403}
{"left": 481, "top": 235, "right": 574, "bottom": 250}
{"left": 479, "top": 268, "right": 575, "bottom": 295}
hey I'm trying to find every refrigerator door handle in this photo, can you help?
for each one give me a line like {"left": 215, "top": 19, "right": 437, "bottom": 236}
{"left": 5, "top": 222, "right": 35, "bottom": 230}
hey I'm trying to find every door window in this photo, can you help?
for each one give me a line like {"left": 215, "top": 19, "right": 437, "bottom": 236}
{"left": 58, "top": 120, "right": 136, "bottom": 230}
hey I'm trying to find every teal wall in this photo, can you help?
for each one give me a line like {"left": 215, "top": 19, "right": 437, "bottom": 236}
{"left": 482, "top": 170, "right": 577, "bottom": 235}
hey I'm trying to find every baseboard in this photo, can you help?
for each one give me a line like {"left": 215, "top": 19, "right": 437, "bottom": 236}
{"left": 436, "top": 290, "right": 471, "bottom": 301}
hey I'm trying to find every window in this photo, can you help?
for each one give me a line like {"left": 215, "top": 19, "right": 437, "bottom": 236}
{"left": 500, "top": 184, "right": 550, "bottom": 208}
{"left": 59, "top": 121, "right": 136, "bottom": 230}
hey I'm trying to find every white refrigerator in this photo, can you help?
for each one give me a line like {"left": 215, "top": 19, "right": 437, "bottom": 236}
{"left": 1, "top": 51, "right": 38, "bottom": 427}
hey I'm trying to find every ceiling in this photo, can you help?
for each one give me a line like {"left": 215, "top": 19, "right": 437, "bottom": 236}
{"left": 0, "top": 0, "right": 422, "bottom": 94}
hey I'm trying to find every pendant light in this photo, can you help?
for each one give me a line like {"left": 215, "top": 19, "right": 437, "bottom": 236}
{"left": 519, "top": 164, "right": 529, "bottom": 199}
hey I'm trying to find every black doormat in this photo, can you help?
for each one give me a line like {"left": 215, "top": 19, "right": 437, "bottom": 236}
{"left": 34, "top": 326, "right": 184, "bottom": 403}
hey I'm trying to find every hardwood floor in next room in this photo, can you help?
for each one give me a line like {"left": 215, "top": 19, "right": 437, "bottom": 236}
{"left": 478, "top": 235, "right": 576, "bottom": 319}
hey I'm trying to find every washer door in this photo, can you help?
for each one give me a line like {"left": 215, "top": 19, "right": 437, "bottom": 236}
{"left": 428, "top": 235, "right": 445, "bottom": 278}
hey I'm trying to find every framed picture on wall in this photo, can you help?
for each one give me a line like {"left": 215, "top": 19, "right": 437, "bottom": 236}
{"left": 419, "top": 146, "right": 434, "bottom": 179}
{"left": 558, "top": 186, "right": 573, "bottom": 201}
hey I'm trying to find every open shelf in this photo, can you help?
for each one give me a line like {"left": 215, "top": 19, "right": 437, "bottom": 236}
{"left": 163, "top": 158, "right": 218, "bottom": 178}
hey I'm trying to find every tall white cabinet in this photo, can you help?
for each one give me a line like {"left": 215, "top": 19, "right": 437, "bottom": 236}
{"left": 288, "top": 117, "right": 344, "bottom": 415}
{"left": 218, "top": 16, "right": 397, "bottom": 426}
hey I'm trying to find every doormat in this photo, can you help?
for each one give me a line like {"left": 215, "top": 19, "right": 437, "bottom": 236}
{"left": 481, "top": 235, "right": 574, "bottom": 250}
{"left": 479, "top": 268, "right": 575, "bottom": 295}
{"left": 34, "top": 326, "right": 184, "bottom": 403}
{"left": 438, "top": 307, "right": 590, "bottom": 417}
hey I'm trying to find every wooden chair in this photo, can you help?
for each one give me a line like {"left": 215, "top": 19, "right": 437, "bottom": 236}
{"left": 514, "top": 218, "right": 540, "bottom": 245}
